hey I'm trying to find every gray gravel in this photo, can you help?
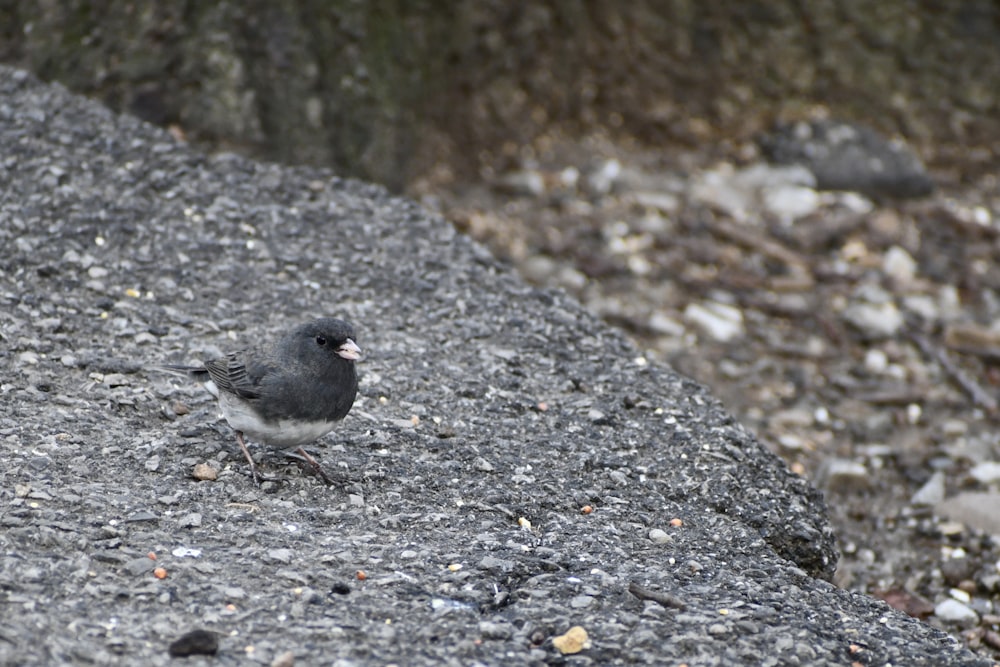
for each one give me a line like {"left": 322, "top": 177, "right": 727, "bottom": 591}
{"left": 0, "top": 66, "right": 988, "bottom": 666}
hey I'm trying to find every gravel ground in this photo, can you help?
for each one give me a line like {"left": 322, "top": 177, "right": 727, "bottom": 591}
{"left": 419, "top": 125, "right": 1000, "bottom": 660}
{"left": 0, "top": 66, "right": 993, "bottom": 666}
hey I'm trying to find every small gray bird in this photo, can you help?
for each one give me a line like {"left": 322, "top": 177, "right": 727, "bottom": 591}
{"left": 161, "top": 318, "right": 361, "bottom": 485}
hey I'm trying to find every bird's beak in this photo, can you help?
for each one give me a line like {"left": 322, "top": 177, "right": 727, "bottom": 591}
{"left": 337, "top": 338, "right": 362, "bottom": 361}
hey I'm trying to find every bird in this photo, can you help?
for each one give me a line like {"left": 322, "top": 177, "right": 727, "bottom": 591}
{"left": 160, "top": 317, "right": 361, "bottom": 485}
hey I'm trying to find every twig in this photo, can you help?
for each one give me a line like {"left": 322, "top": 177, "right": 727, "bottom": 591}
{"left": 708, "top": 219, "right": 814, "bottom": 286}
{"left": 906, "top": 329, "right": 998, "bottom": 414}
{"left": 628, "top": 581, "right": 687, "bottom": 610}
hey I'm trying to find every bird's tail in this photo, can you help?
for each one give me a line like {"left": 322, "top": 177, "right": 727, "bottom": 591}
{"left": 155, "top": 364, "right": 210, "bottom": 381}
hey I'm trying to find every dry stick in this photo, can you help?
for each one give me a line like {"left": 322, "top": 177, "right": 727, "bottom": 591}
{"left": 709, "top": 220, "right": 813, "bottom": 277}
{"left": 906, "top": 329, "right": 999, "bottom": 414}
{"left": 627, "top": 581, "right": 687, "bottom": 610}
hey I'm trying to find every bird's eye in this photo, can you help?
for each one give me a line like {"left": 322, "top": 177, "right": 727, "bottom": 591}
{"left": 315, "top": 335, "right": 327, "bottom": 346}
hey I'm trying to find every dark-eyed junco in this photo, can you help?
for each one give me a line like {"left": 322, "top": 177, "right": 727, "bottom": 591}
{"left": 161, "top": 318, "right": 361, "bottom": 485}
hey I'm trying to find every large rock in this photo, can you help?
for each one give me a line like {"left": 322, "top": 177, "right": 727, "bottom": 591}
{"left": 0, "top": 67, "right": 985, "bottom": 666}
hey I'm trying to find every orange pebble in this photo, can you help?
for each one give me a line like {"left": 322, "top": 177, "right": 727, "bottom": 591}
{"left": 669, "top": 518, "right": 683, "bottom": 527}
{"left": 581, "top": 505, "right": 593, "bottom": 514}
{"left": 153, "top": 567, "right": 167, "bottom": 579}
{"left": 147, "top": 552, "right": 157, "bottom": 560}
{"left": 356, "top": 570, "right": 367, "bottom": 581}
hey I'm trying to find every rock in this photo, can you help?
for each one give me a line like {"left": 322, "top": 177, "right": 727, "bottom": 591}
{"left": 690, "top": 163, "right": 815, "bottom": 222}
{"left": 934, "top": 599, "right": 978, "bottom": 625}
{"left": 648, "top": 528, "right": 672, "bottom": 544}
{"left": 267, "top": 549, "right": 295, "bottom": 564}
{"left": 552, "top": 626, "right": 590, "bottom": 655}
{"left": 648, "top": 311, "right": 685, "bottom": 336}
{"left": 863, "top": 349, "right": 889, "bottom": 374}
{"left": 168, "top": 629, "right": 219, "bottom": 657}
{"left": 632, "top": 191, "right": 679, "bottom": 213}
{"left": 842, "top": 301, "right": 904, "bottom": 338}
{"left": 969, "top": 461, "right": 1000, "bottom": 485}
{"left": 910, "top": 472, "right": 946, "bottom": 507}
{"left": 496, "top": 170, "right": 545, "bottom": 197}
{"left": 478, "top": 621, "right": 513, "bottom": 640}
{"left": 761, "top": 183, "right": 821, "bottom": 222}
{"left": 192, "top": 462, "right": 218, "bottom": 480}
{"left": 940, "top": 557, "right": 975, "bottom": 587}
{"left": 883, "top": 246, "right": 918, "bottom": 285}
{"left": 936, "top": 492, "right": 1000, "bottom": 536}
{"left": 817, "top": 459, "right": 870, "bottom": 493}
{"left": 586, "top": 159, "right": 622, "bottom": 196}
{"left": 124, "top": 556, "right": 155, "bottom": 576}
{"left": 683, "top": 301, "right": 744, "bottom": 342}
{"left": 759, "top": 119, "right": 934, "bottom": 198}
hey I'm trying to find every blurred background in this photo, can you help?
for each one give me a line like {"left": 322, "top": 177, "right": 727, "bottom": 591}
{"left": 4, "top": 1, "right": 1000, "bottom": 657}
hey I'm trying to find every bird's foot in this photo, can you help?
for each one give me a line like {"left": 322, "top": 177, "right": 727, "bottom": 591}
{"left": 287, "top": 447, "right": 337, "bottom": 486}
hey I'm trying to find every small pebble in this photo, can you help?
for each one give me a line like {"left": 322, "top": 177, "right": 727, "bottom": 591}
{"left": 842, "top": 301, "right": 904, "bottom": 338}
{"left": 124, "top": 557, "right": 155, "bottom": 576}
{"left": 648, "top": 528, "right": 672, "bottom": 544}
{"left": 934, "top": 598, "right": 978, "bottom": 625}
{"left": 168, "top": 629, "right": 219, "bottom": 657}
{"left": 552, "top": 626, "right": 591, "bottom": 655}
{"left": 863, "top": 349, "right": 888, "bottom": 374}
{"left": 969, "top": 461, "right": 1000, "bottom": 485}
{"left": 192, "top": 463, "right": 218, "bottom": 481}
{"left": 478, "top": 620, "right": 513, "bottom": 640}
{"left": 683, "top": 301, "right": 744, "bottom": 342}
{"left": 883, "top": 246, "right": 917, "bottom": 284}
{"left": 268, "top": 549, "right": 295, "bottom": 564}
{"left": 910, "top": 472, "right": 945, "bottom": 507}
{"left": 819, "top": 459, "right": 870, "bottom": 493}
{"left": 17, "top": 351, "right": 39, "bottom": 365}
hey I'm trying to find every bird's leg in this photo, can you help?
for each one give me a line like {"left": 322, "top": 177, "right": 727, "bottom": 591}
{"left": 235, "top": 431, "right": 263, "bottom": 487}
{"left": 292, "top": 446, "right": 334, "bottom": 486}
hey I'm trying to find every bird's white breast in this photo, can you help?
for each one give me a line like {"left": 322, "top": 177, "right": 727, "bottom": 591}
{"left": 216, "top": 392, "right": 337, "bottom": 447}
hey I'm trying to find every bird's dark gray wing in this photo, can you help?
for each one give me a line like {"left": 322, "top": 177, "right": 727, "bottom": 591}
{"left": 202, "top": 352, "right": 268, "bottom": 400}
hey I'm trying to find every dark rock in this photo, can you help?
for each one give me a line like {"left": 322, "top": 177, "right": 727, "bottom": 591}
{"left": 759, "top": 119, "right": 934, "bottom": 198}
{"left": 167, "top": 629, "right": 219, "bottom": 657}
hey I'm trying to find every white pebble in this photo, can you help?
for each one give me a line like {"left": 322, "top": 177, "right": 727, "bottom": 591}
{"left": 910, "top": 471, "right": 945, "bottom": 507}
{"left": 864, "top": 349, "right": 888, "bottom": 374}
{"left": 949, "top": 588, "right": 971, "bottom": 604}
{"left": 934, "top": 598, "right": 978, "bottom": 624}
{"left": 648, "top": 528, "right": 672, "bottom": 544}
{"left": 18, "top": 351, "right": 39, "bottom": 365}
{"left": 883, "top": 246, "right": 917, "bottom": 284}
{"left": 683, "top": 301, "right": 744, "bottom": 342}
{"left": 969, "top": 461, "right": 1000, "bottom": 485}
{"left": 843, "top": 301, "right": 904, "bottom": 338}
